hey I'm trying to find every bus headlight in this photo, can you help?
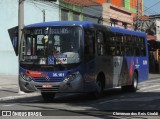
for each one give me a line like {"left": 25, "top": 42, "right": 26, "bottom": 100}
{"left": 20, "top": 72, "right": 32, "bottom": 81}
{"left": 64, "top": 72, "right": 80, "bottom": 82}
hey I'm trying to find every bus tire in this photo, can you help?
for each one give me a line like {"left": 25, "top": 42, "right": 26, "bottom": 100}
{"left": 122, "top": 72, "right": 138, "bottom": 92}
{"left": 41, "top": 92, "right": 55, "bottom": 102}
{"left": 92, "top": 79, "right": 104, "bottom": 99}
{"left": 130, "top": 72, "right": 138, "bottom": 92}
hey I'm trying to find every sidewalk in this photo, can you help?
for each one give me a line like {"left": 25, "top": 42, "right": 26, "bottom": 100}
{"left": 149, "top": 73, "right": 160, "bottom": 79}
{"left": 0, "top": 75, "right": 39, "bottom": 101}
{"left": 0, "top": 74, "right": 160, "bottom": 101}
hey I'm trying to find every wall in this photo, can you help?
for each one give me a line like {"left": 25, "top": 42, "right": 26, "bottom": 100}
{"left": 96, "top": 0, "right": 106, "bottom": 4}
{"left": 102, "top": 3, "right": 111, "bottom": 26}
{"left": 156, "top": 19, "right": 160, "bottom": 41}
{"left": 110, "top": 0, "right": 123, "bottom": 7}
{"left": 124, "top": 0, "right": 130, "bottom": 10}
{"left": 109, "top": 6, "right": 133, "bottom": 24}
{"left": 0, "top": 0, "right": 59, "bottom": 75}
{"left": 60, "top": 1, "right": 83, "bottom": 21}
{"left": 82, "top": 5, "right": 103, "bottom": 23}
{"left": 102, "top": 3, "right": 133, "bottom": 29}
{"left": 106, "top": 0, "right": 143, "bottom": 18}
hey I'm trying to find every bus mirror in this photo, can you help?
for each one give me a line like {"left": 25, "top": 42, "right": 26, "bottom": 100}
{"left": 8, "top": 26, "right": 19, "bottom": 56}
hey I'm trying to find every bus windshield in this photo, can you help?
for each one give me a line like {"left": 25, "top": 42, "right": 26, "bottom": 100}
{"left": 21, "top": 26, "right": 82, "bottom": 65}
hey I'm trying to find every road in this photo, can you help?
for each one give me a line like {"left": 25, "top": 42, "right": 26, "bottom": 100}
{"left": 1, "top": 78, "right": 160, "bottom": 119}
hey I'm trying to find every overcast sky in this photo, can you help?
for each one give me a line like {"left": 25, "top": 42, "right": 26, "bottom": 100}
{"left": 144, "top": 0, "right": 160, "bottom": 15}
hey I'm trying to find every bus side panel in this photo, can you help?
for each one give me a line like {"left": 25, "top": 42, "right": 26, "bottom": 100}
{"left": 122, "top": 56, "right": 148, "bottom": 85}
{"left": 118, "top": 57, "right": 139, "bottom": 87}
{"left": 136, "top": 57, "right": 149, "bottom": 82}
{"left": 118, "top": 57, "right": 130, "bottom": 87}
{"left": 83, "top": 59, "right": 97, "bottom": 92}
{"left": 121, "top": 57, "right": 139, "bottom": 86}
{"left": 95, "top": 56, "right": 113, "bottom": 89}
{"left": 138, "top": 36, "right": 149, "bottom": 82}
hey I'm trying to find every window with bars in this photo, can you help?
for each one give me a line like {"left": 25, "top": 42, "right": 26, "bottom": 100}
{"left": 61, "top": 9, "right": 69, "bottom": 21}
{"left": 73, "top": 12, "right": 80, "bottom": 21}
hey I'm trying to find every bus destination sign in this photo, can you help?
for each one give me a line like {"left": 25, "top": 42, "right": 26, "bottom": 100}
{"left": 24, "top": 27, "right": 71, "bottom": 35}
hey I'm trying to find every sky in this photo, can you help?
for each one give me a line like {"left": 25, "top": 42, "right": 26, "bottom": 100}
{"left": 144, "top": 0, "right": 160, "bottom": 15}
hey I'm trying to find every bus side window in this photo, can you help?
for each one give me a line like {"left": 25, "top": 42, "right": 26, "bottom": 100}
{"left": 125, "top": 47, "right": 132, "bottom": 56}
{"left": 84, "top": 29, "right": 95, "bottom": 62}
{"left": 25, "top": 37, "right": 32, "bottom": 55}
{"left": 121, "top": 46, "right": 125, "bottom": 56}
{"left": 115, "top": 46, "right": 121, "bottom": 56}
{"left": 140, "top": 37, "right": 146, "bottom": 56}
{"left": 85, "top": 31, "right": 94, "bottom": 55}
{"left": 97, "top": 31, "right": 105, "bottom": 55}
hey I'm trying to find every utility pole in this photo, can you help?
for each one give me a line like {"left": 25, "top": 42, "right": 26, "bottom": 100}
{"left": 42, "top": 9, "right": 45, "bottom": 22}
{"left": 18, "top": 0, "right": 24, "bottom": 56}
{"left": 18, "top": 0, "right": 25, "bottom": 94}
{"left": 136, "top": 0, "right": 141, "bottom": 31}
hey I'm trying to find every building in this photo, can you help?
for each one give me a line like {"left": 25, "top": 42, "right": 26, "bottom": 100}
{"left": 60, "top": 0, "right": 101, "bottom": 23}
{"left": 102, "top": 3, "right": 133, "bottom": 29}
{"left": 60, "top": 0, "right": 134, "bottom": 29}
{"left": 0, "top": 0, "right": 60, "bottom": 75}
{"left": 137, "top": 14, "right": 160, "bottom": 73}
{"left": 105, "top": 0, "right": 143, "bottom": 18}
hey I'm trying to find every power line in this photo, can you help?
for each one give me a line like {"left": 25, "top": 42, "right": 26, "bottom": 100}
{"left": 35, "top": 0, "right": 111, "bottom": 23}
{"left": 144, "top": 0, "right": 160, "bottom": 12}
{"left": 27, "top": 0, "right": 158, "bottom": 21}
{"left": 143, "top": 5, "right": 158, "bottom": 15}
{"left": 27, "top": 0, "right": 60, "bottom": 19}
{"left": 26, "top": 0, "right": 134, "bottom": 27}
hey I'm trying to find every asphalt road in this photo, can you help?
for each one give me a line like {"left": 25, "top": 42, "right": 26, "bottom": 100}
{"left": 1, "top": 78, "right": 160, "bottom": 119}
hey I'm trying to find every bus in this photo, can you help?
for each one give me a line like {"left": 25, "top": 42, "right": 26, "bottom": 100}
{"left": 16, "top": 21, "right": 148, "bottom": 101}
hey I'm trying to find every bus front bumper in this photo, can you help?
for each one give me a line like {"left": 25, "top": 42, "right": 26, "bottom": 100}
{"left": 19, "top": 74, "right": 84, "bottom": 93}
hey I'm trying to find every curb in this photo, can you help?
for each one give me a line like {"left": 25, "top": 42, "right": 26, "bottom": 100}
{"left": 0, "top": 93, "right": 40, "bottom": 102}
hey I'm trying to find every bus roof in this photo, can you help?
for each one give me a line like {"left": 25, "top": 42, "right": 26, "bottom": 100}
{"left": 25, "top": 21, "right": 146, "bottom": 37}
{"left": 109, "top": 26, "right": 146, "bottom": 37}
{"left": 24, "top": 21, "right": 94, "bottom": 28}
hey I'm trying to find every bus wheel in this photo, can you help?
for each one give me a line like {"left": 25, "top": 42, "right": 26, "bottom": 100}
{"left": 41, "top": 92, "right": 55, "bottom": 102}
{"left": 122, "top": 72, "right": 138, "bottom": 92}
{"left": 93, "top": 80, "right": 104, "bottom": 99}
{"left": 130, "top": 72, "right": 138, "bottom": 92}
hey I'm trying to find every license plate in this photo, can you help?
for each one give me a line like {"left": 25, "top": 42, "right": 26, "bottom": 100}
{"left": 42, "top": 84, "right": 52, "bottom": 88}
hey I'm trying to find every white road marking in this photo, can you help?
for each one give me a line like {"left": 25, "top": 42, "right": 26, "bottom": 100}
{"left": 140, "top": 78, "right": 160, "bottom": 84}
{"left": 142, "top": 88, "right": 160, "bottom": 92}
{"left": 2, "top": 104, "right": 18, "bottom": 107}
{"left": 94, "top": 95, "right": 160, "bottom": 104}
{"left": 24, "top": 99, "right": 40, "bottom": 103}
{"left": 139, "top": 85, "right": 160, "bottom": 91}
{"left": 97, "top": 99, "right": 119, "bottom": 104}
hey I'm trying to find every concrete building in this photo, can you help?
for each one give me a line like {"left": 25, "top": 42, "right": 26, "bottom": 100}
{"left": 102, "top": 3, "right": 133, "bottom": 29}
{"left": 137, "top": 15, "right": 160, "bottom": 73}
{"left": 60, "top": 0, "right": 102, "bottom": 23}
{"left": 61, "top": 0, "right": 133, "bottom": 29}
{"left": 105, "top": 0, "right": 143, "bottom": 19}
{"left": 0, "top": 0, "right": 60, "bottom": 75}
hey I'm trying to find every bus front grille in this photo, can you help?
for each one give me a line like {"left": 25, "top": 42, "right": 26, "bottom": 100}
{"left": 33, "top": 78, "right": 63, "bottom": 82}
{"left": 35, "top": 85, "right": 60, "bottom": 92}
